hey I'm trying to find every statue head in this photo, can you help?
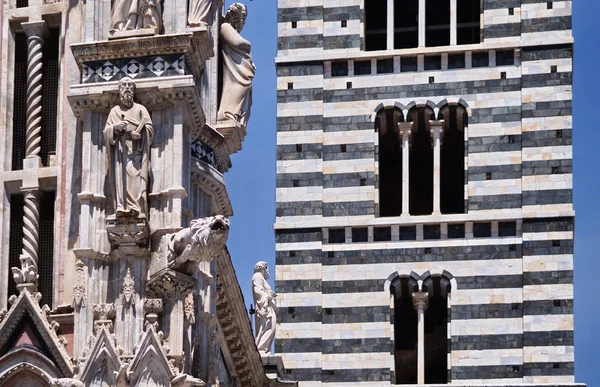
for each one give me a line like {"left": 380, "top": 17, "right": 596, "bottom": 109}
{"left": 118, "top": 77, "right": 136, "bottom": 108}
{"left": 225, "top": 2, "right": 247, "bottom": 33}
{"left": 254, "top": 261, "right": 269, "bottom": 279}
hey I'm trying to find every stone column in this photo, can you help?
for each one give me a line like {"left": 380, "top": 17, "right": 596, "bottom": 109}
{"left": 430, "top": 120, "right": 444, "bottom": 215}
{"left": 419, "top": 0, "right": 426, "bottom": 47}
{"left": 412, "top": 292, "right": 429, "bottom": 384}
{"left": 450, "top": 0, "right": 457, "bottom": 45}
{"left": 14, "top": 188, "right": 41, "bottom": 292}
{"left": 398, "top": 122, "right": 413, "bottom": 217}
{"left": 22, "top": 21, "right": 49, "bottom": 163}
{"left": 387, "top": 0, "right": 394, "bottom": 50}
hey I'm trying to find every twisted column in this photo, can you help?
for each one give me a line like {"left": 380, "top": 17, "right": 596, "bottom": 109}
{"left": 12, "top": 189, "right": 41, "bottom": 292}
{"left": 22, "top": 21, "right": 48, "bottom": 160}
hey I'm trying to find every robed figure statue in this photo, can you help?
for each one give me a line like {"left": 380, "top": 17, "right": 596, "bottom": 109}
{"left": 104, "top": 77, "right": 154, "bottom": 218}
{"left": 251, "top": 261, "right": 277, "bottom": 355}
{"left": 109, "top": 0, "right": 163, "bottom": 35}
{"left": 217, "top": 3, "right": 255, "bottom": 127}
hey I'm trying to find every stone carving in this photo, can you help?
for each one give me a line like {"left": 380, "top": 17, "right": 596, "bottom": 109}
{"left": 104, "top": 77, "right": 154, "bottom": 219}
{"left": 188, "top": 0, "right": 213, "bottom": 27}
{"left": 109, "top": 0, "right": 163, "bottom": 36}
{"left": 79, "top": 328, "right": 126, "bottom": 387}
{"left": 217, "top": 3, "right": 255, "bottom": 127}
{"left": 93, "top": 303, "right": 116, "bottom": 334}
{"left": 129, "top": 328, "right": 175, "bottom": 387}
{"left": 50, "top": 379, "right": 85, "bottom": 387}
{"left": 184, "top": 293, "right": 195, "bottom": 325}
{"left": 143, "top": 298, "right": 163, "bottom": 333}
{"left": 121, "top": 265, "right": 138, "bottom": 306}
{"left": 251, "top": 261, "right": 277, "bottom": 355}
{"left": 157, "top": 216, "right": 229, "bottom": 275}
{"left": 73, "top": 260, "right": 86, "bottom": 308}
{"left": 12, "top": 189, "right": 41, "bottom": 291}
{"left": 147, "top": 269, "right": 197, "bottom": 300}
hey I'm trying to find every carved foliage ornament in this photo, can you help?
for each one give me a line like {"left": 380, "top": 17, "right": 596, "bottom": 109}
{"left": 121, "top": 265, "right": 138, "bottom": 306}
{"left": 73, "top": 260, "right": 86, "bottom": 308}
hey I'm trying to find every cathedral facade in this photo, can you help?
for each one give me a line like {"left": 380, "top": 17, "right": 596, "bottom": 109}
{"left": 0, "top": 0, "right": 282, "bottom": 386}
{"left": 275, "top": 0, "right": 579, "bottom": 385}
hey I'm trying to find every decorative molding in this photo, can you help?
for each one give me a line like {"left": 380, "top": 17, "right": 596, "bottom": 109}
{"left": 147, "top": 269, "right": 196, "bottom": 300}
{"left": 121, "top": 265, "right": 138, "bottom": 307}
{"left": 82, "top": 54, "right": 187, "bottom": 83}
{"left": 190, "top": 160, "right": 233, "bottom": 217}
{"left": 143, "top": 298, "right": 163, "bottom": 333}
{"left": 73, "top": 260, "right": 86, "bottom": 308}
{"left": 106, "top": 216, "right": 149, "bottom": 248}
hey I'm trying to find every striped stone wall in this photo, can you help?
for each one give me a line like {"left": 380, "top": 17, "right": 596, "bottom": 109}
{"left": 275, "top": 0, "right": 575, "bottom": 386}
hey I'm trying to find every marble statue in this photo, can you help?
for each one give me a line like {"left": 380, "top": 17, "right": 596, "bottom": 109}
{"left": 110, "top": 0, "right": 163, "bottom": 35}
{"left": 188, "top": 0, "right": 213, "bottom": 27}
{"left": 217, "top": 3, "right": 255, "bottom": 127}
{"left": 104, "top": 77, "right": 154, "bottom": 219}
{"left": 252, "top": 261, "right": 277, "bottom": 355}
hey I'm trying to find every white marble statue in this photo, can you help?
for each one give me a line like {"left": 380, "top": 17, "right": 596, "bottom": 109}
{"left": 188, "top": 0, "right": 213, "bottom": 27}
{"left": 110, "top": 0, "right": 163, "bottom": 35}
{"left": 252, "top": 261, "right": 277, "bottom": 355}
{"left": 217, "top": 3, "right": 255, "bottom": 127}
{"left": 104, "top": 77, "right": 154, "bottom": 218}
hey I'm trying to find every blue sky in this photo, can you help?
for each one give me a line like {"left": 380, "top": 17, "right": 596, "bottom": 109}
{"left": 223, "top": 1, "right": 599, "bottom": 384}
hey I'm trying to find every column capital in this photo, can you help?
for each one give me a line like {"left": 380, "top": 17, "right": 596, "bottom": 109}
{"left": 412, "top": 292, "right": 429, "bottom": 311}
{"left": 398, "top": 122, "right": 413, "bottom": 138}
{"left": 22, "top": 21, "right": 49, "bottom": 39}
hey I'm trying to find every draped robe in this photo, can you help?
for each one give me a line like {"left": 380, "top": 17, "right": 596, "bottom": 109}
{"left": 188, "top": 0, "right": 213, "bottom": 27}
{"left": 252, "top": 271, "right": 277, "bottom": 354}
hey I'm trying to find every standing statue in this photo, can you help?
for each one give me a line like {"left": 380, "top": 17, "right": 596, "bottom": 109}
{"left": 110, "top": 0, "right": 163, "bottom": 35}
{"left": 188, "top": 0, "right": 213, "bottom": 27}
{"left": 104, "top": 77, "right": 154, "bottom": 218}
{"left": 251, "top": 261, "right": 277, "bottom": 355}
{"left": 217, "top": 3, "right": 255, "bottom": 127}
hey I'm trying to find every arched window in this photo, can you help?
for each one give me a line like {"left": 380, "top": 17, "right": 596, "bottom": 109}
{"left": 377, "top": 108, "right": 404, "bottom": 217}
{"left": 439, "top": 105, "right": 467, "bottom": 214}
{"left": 422, "top": 275, "right": 451, "bottom": 384}
{"left": 390, "top": 276, "right": 418, "bottom": 384}
{"left": 407, "top": 106, "right": 435, "bottom": 216}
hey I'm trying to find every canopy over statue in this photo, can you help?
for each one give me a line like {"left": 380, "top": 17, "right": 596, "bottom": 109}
{"left": 104, "top": 77, "right": 154, "bottom": 219}
{"left": 217, "top": 3, "right": 255, "bottom": 127}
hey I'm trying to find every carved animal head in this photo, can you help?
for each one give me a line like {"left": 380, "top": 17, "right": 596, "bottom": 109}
{"left": 169, "top": 216, "right": 230, "bottom": 269}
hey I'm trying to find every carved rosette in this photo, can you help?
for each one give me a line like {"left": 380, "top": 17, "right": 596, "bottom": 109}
{"left": 73, "top": 260, "right": 86, "bottom": 308}
{"left": 146, "top": 268, "right": 196, "bottom": 301}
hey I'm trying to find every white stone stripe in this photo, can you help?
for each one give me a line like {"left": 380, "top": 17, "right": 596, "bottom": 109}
{"left": 277, "top": 263, "right": 322, "bottom": 281}
{"left": 524, "top": 376, "right": 576, "bottom": 384}
{"left": 278, "top": 20, "right": 323, "bottom": 37}
{"left": 323, "top": 352, "right": 389, "bottom": 369}
{"left": 522, "top": 85, "right": 572, "bottom": 103}
{"left": 523, "top": 345, "right": 574, "bottom": 363}
{"left": 452, "top": 318, "right": 523, "bottom": 336}
{"left": 278, "top": 0, "right": 324, "bottom": 8}
{"left": 522, "top": 255, "right": 573, "bottom": 272}
{"left": 277, "top": 159, "right": 322, "bottom": 174}
{"left": 324, "top": 20, "right": 360, "bottom": 36}
{"left": 523, "top": 284, "right": 573, "bottom": 301}
{"left": 468, "top": 179, "right": 521, "bottom": 196}
{"left": 522, "top": 203, "right": 574, "bottom": 218}
{"left": 276, "top": 241, "right": 322, "bottom": 252}
{"left": 522, "top": 174, "right": 572, "bottom": 192}
{"left": 323, "top": 159, "right": 375, "bottom": 174}
{"left": 457, "top": 378, "right": 525, "bottom": 384}
{"left": 521, "top": 1, "right": 571, "bottom": 19}
{"left": 323, "top": 130, "right": 375, "bottom": 145}
{"left": 319, "top": 259, "right": 523, "bottom": 282}
{"left": 280, "top": 352, "right": 321, "bottom": 369}
{"left": 522, "top": 231, "right": 573, "bottom": 241}
{"left": 277, "top": 130, "right": 323, "bottom": 145}
{"left": 278, "top": 322, "right": 322, "bottom": 339}
{"left": 276, "top": 186, "right": 323, "bottom": 203}
{"left": 520, "top": 30, "right": 573, "bottom": 46}
{"left": 522, "top": 145, "right": 571, "bottom": 162}
{"left": 452, "top": 348, "right": 523, "bottom": 366}
{"left": 524, "top": 314, "right": 573, "bottom": 332}
{"left": 278, "top": 100, "right": 323, "bottom": 117}
{"left": 454, "top": 288, "right": 522, "bottom": 305}
{"left": 468, "top": 121, "right": 522, "bottom": 138}
{"left": 522, "top": 116, "right": 572, "bottom": 132}
{"left": 322, "top": 322, "right": 390, "bottom": 340}
{"left": 279, "top": 292, "right": 322, "bottom": 307}
{"left": 469, "top": 151, "right": 521, "bottom": 167}
{"left": 322, "top": 383, "right": 388, "bottom": 387}
{"left": 323, "top": 292, "right": 389, "bottom": 308}
{"left": 277, "top": 75, "right": 323, "bottom": 90}
{"left": 483, "top": 8, "right": 521, "bottom": 25}
{"left": 521, "top": 58, "right": 572, "bottom": 75}
{"left": 323, "top": 186, "right": 374, "bottom": 203}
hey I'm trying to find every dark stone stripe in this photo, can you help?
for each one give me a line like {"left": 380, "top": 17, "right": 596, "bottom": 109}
{"left": 278, "top": 35, "right": 323, "bottom": 51}
{"left": 469, "top": 164, "right": 522, "bottom": 181}
{"left": 277, "top": 88, "right": 323, "bottom": 103}
{"left": 453, "top": 303, "right": 522, "bottom": 320}
{"left": 522, "top": 239, "right": 573, "bottom": 256}
{"left": 522, "top": 217, "right": 574, "bottom": 233}
{"left": 452, "top": 365, "right": 522, "bottom": 380}
{"left": 323, "top": 6, "right": 361, "bottom": 21}
{"left": 276, "top": 249, "right": 322, "bottom": 265}
{"left": 522, "top": 129, "right": 572, "bottom": 147}
{"left": 322, "top": 368, "right": 390, "bottom": 382}
{"left": 280, "top": 368, "right": 321, "bottom": 381}
{"left": 278, "top": 115, "right": 323, "bottom": 131}
{"left": 323, "top": 337, "right": 390, "bottom": 354}
{"left": 322, "top": 244, "right": 521, "bottom": 266}
{"left": 277, "top": 201, "right": 322, "bottom": 217}
{"left": 276, "top": 279, "right": 323, "bottom": 293}
{"left": 324, "top": 171, "right": 375, "bottom": 188}
{"left": 469, "top": 135, "right": 521, "bottom": 153}
{"left": 468, "top": 194, "right": 522, "bottom": 210}
{"left": 324, "top": 35, "right": 360, "bottom": 50}
{"left": 522, "top": 16, "right": 572, "bottom": 34}
{"left": 522, "top": 189, "right": 572, "bottom": 206}
{"left": 277, "top": 306, "right": 322, "bottom": 324}
{"left": 523, "top": 361, "right": 574, "bottom": 376}
{"left": 523, "top": 270, "right": 573, "bottom": 285}
{"left": 522, "top": 100, "right": 572, "bottom": 119}
{"left": 277, "top": 143, "right": 322, "bottom": 161}
{"left": 324, "top": 306, "right": 390, "bottom": 324}
{"left": 484, "top": 23, "right": 521, "bottom": 39}
{"left": 452, "top": 334, "right": 522, "bottom": 351}
{"left": 323, "top": 200, "right": 374, "bottom": 216}
{"left": 275, "top": 338, "right": 322, "bottom": 353}
{"left": 483, "top": 0, "right": 521, "bottom": 10}
{"left": 277, "top": 61, "right": 324, "bottom": 77}
{"left": 277, "top": 172, "right": 323, "bottom": 188}
{"left": 324, "top": 115, "right": 373, "bottom": 132}
{"left": 522, "top": 72, "right": 572, "bottom": 88}
{"left": 278, "top": 6, "right": 323, "bottom": 23}
{"left": 522, "top": 160, "right": 572, "bottom": 176}
{"left": 323, "top": 143, "right": 374, "bottom": 161}
{"left": 524, "top": 330, "right": 573, "bottom": 347}
{"left": 323, "top": 79, "right": 522, "bottom": 103}
{"left": 470, "top": 106, "right": 521, "bottom": 124}
{"left": 523, "top": 299, "right": 573, "bottom": 315}
{"left": 275, "top": 228, "right": 322, "bottom": 243}
{"left": 522, "top": 44, "right": 573, "bottom": 61}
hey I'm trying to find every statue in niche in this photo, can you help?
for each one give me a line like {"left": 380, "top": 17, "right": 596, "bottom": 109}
{"left": 110, "top": 0, "right": 163, "bottom": 35}
{"left": 251, "top": 261, "right": 277, "bottom": 355}
{"left": 104, "top": 77, "right": 154, "bottom": 219}
{"left": 217, "top": 3, "right": 255, "bottom": 127}
{"left": 188, "top": 0, "right": 213, "bottom": 27}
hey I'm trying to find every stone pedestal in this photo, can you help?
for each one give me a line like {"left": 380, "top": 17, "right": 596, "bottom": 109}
{"left": 106, "top": 215, "right": 150, "bottom": 248}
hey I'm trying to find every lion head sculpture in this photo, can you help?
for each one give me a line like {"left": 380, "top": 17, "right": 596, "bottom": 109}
{"left": 166, "top": 216, "right": 230, "bottom": 273}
